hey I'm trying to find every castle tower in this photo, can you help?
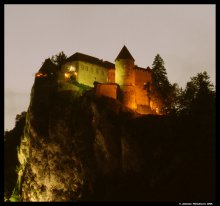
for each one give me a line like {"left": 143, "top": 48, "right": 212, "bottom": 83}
{"left": 115, "top": 46, "right": 137, "bottom": 110}
{"left": 115, "top": 45, "right": 135, "bottom": 86}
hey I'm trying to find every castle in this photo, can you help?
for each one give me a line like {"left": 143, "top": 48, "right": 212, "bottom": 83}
{"left": 60, "top": 46, "right": 161, "bottom": 114}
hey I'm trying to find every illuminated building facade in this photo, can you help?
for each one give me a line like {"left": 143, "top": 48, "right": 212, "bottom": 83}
{"left": 61, "top": 46, "right": 161, "bottom": 114}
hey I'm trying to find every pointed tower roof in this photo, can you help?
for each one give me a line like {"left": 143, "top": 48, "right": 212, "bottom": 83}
{"left": 115, "top": 45, "right": 135, "bottom": 61}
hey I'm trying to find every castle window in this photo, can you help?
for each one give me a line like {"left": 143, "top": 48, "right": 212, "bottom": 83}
{"left": 96, "top": 68, "right": 99, "bottom": 74}
{"left": 81, "top": 65, "right": 84, "bottom": 70}
{"left": 85, "top": 66, "right": 88, "bottom": 71}
{"left": 91, "top": 67, "right": 93, "bottom": 73}
{"left": 102, "top": 70, "right": 104, "bottom": 75}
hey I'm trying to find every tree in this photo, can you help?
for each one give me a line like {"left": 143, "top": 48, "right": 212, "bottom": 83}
{"left": 165, "top": 82, "right": 182, "bottom": 114}
{"left": 152, "top": 54, "right": 169, "bottom": 89}
{"left": 150, "top": 54, "right": 178, "bottom": 114}
{"left": 51, "top": 51, "right": 67, "bottom": 70}
{"left": 178, "top": 71, "right": 215, "bottom": 116}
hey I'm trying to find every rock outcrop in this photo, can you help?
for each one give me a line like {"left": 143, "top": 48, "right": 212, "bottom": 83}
{"left": 6, "top": 62, "right": 215, "bottom": 202}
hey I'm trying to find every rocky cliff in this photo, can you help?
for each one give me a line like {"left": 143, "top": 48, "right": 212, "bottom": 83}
{"left": 5, "top": 64, "right": 215, "bottom": 202}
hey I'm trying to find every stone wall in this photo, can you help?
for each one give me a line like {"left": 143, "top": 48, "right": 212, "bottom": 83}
{"left": 107, "top": 68, "right": 115, "bottom": 83}
{"left": 115, "top": 59, "right": 135, "bottom": 86}
{"left": 135, "top": 68, "right": 152, "bottom": 88}
{"left": 135, "top": 86, "right": 150, "bottom": 106}
{"left": 120, "top": 85, "right": 137, "bottom": 110}
{"left": 62, "top": 61, "right": 108, "bottom": 87}
{"left": 95, "top": 83, "right": 118, "bottom": 99}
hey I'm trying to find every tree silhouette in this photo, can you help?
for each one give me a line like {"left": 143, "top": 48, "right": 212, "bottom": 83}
{"left": 178, "top": 71, "right": 215, "bottom": 116}
{"left": 152, "top": 54, "right": 168, "bottom": 87}
{"left": 151, "top": 54, "right": 178, "bottom": 114}
{"left": 51, "top": 51, "right": 67, "bottom": 70}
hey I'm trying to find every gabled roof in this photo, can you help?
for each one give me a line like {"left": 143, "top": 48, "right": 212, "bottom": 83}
{"left": 103, "top": 61, "right": 115, "bottom": 68}
{"left": 65, "top": 52, "right": 101, "bottom": 65}
{"left": 65, "top": 52, "right": 115, "bottom": 69}
{"left": 115, "top": 45, "right": 135, "bottom": 61}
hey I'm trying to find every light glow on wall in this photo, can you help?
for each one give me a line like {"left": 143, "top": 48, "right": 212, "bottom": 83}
{"left": 69, "top": 66, "right": 75, "bottom": 72}
{"left": 35, "top": 72, "right": 47, "bottom": 78}
{"left": 64, "top": 72, "right": 70, "bottom": 79}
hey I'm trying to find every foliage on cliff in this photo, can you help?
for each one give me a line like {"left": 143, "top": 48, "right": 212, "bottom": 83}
{"left": 151, "top": 54, "right": 176, "bottom": 113}
{"left": 4, "top": 112, "right": 26, "bottom": 201}
{"left": 177, "top": 71, "right": 215, "bottom": 116}
{"left": 51, "top": 51, "right": 67, "bottom": 70}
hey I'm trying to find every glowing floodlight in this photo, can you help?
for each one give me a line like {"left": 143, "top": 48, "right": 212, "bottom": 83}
{"left": 35, "top": 72, "right": 43, "bottom": 77}
{"left": 64, "top": 72, "right": 70, "bottom": 78}
{"left": 69, "top": 66, "right": 76, "bottom": 72}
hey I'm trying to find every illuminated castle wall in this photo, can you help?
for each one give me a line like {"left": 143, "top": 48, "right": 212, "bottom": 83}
{"left": 61, "top": 46, "right": 161, "bottom": 114}
{"left": 60, "top": 53, "right": 112, "bottom": 86}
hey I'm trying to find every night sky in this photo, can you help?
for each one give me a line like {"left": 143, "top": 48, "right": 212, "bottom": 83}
{"left": 5, "top": 4, "right": 215, "bottom": 130}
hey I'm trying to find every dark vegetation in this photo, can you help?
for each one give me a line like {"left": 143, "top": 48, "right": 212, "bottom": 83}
{"left": 4, "top": 112, "right": 26, "bottom": 201}
{"left": 149, "top": 54, "right": 179, "bottom": 114}
{"left": 87, "top": 96, "right": 215, "bottom": 201}
{"left": 51, "top": 51, "right": 67, "bottom": 70}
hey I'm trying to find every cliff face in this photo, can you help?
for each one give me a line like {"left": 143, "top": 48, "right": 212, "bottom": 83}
{"left": 17, "top": 76, "right": 146, "bottom": 201}
{"left": 9, "top": 73, "right": 215, "bottom": 202}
